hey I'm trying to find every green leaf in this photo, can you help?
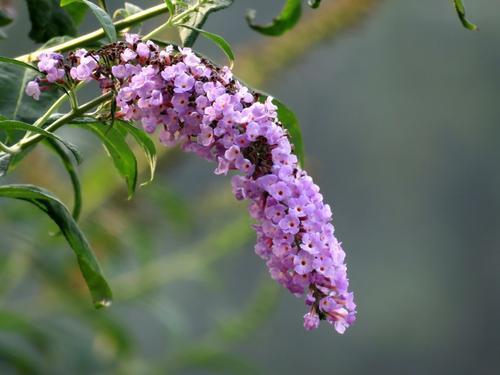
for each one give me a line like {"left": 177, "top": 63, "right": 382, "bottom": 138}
{"left": 308, "top": 0, "right": 321, "bottom": 9}
{"left": 0, "top": 56, "right": 40, "bottom": 73}
{"left": 113, "top": 2, "right": 143, "bottom": 23}
{"left": 115, "top": 120, "right": 157, "bottom": 186}
{"left": 0, "top": 61, "right": 59, "bottom": 124}
{"left": 61, "top": 0, "right": 117, "bottom": 42}
{"left": 65, "top": 3, "right": 88, "bottom": 25}
{"left": 0, "top": 184, "right": 113, "bottom": 308}
{"left": 178, "top": 0, "right": 233, "bottom": 47}
{"left": 125, "top": 2, "right": 143, "bottom": 15}
{"left": 258, "top": 94, "right": 304, "bottom": 166}
{"left": 164, "top": 0, "right": 175, "bottom": 16}
{"left": 113, "top": 3, "right": 144, "bottom": 34}
{"left": 274, "top": 98, "right": 305, "bottom": 166}
{"left": 44, "top": 138, "right": 82, "bottom": 220}
{"left": 453, "top": 0, "right": 477, "bottom": 30}
{"left": 179, "top": 25, "right": 234, "bottom": 67}
{"left": 246, "top": 0, "right": 302, "bottom": 36}
{"left": 0, "top": 120, "right": 82, "bottom": 164}
{"left": 26, "top": 0, "right": 77, "bottom": 43}
{"left": 73, "top": 122, "right": 138, "bottom": 198}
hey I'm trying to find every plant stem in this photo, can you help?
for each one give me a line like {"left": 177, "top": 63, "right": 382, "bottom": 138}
{"left": 17, "top": 92, "right": 114, "bottom": 151}
{"left": 171, "top": 0, "right": 203, "bottom": 24}
{"left": 0, "top": 141, "right": 16, "bottom": 154}
{"left": 142, "top": 0, "right": 203, "bottom": 40}
{"left": 17, "top": 3, "right": 170, "bottom": 62}
{"left": 33, "top": 94, "right": 68, "bottom": 128}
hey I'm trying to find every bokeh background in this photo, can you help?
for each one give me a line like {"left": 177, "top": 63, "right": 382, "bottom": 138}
{"left": 1, "top": 0, "right": 500, "bottom": 373}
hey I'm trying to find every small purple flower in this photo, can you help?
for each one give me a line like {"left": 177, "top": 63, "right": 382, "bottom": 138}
{"left": 265, "top": 203, "right": 287, "bottom": 223}
{"left": 272, "top": 241, "right": 293, "bottom": 258}
{"left": 268, "top": 181, "right": 291, "bottom": 201}
{"left": 121, "top": 48, "right": 137, "bottom": 62}
{"left": 246, "top": 121, "right": 261, "bottom": 141}
{"left": 149, "top": 90, "right": 163, "bottom": 107}
{"left": 300, "top": 233, "right": 321, "bottom": 255}
{"left": 161, "top": 66, "right": 177, "bottom": 81}
{"left": 136, "top": 42, "right": 150, "bottom": 59}
{"left": 174, "top": 72, "right": 195, "bottom": 93}
{"left": 45, "top": 68, "right": 65, "bottom": 83}
{"left": 293, "top": 251, "right": 314, "bottom": 275}
{"left": 199, "top": 126, "right": 214, "bottom": 146}
{"left": 141, "top": 116, "right": 158, "bottom": 133}
{"left": 235, "top": 157, "right": 254, "bottom": 175}
{"left": 125, "top": 33, "right": 140, "bottom": 45}
{"left": 71, "top": 63, "right": 93, "bottom": 81}
{"left": 171, "top": 93, "right": 190, "bottom": 113}
{"left": 279, "top": 214, "right": 300, "bottom": 234}
{"left": 203, "top": 81, "right": 225, "bottom": 101}
{"left": 184, "top": 52, "right": 201, "bottom": 67}
{"left": 112, "top": 64, "right": 128, "bottom": 79}
{"left": 224, "top": 145, "right": 241, "bottom": 161}
{"left": 25, "top": 80, "right": 40, "bottom": 100}
{"left": 303, "top": 311, "right": 320, "bottom": 330}
{"left": 215, "top": 156, "right": 230, "bottom": 175}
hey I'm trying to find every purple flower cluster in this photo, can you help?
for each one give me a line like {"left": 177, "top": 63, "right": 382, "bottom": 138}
{"left": 27, "top": 35, "right": 356, "bottom": 333}
{"left": 25, "top": 51, "right": 68, "bottom": 100}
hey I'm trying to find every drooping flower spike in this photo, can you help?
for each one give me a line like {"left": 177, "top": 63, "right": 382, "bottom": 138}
{"left": 26, "top": 35, "right": 357, "bottom": 333}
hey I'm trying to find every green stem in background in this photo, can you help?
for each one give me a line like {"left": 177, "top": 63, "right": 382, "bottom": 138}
{"left": 32, "top": 94, "right": 69, "bottom": 128}
{"left": 16, "top": 91, "right": 114, "bottom": 152}
{"left": 142, "top": 0, "right": 203, "bottom": 40}
{"left": 17, "top": 3, "right": 170, "bottom": 62}
{"left": 0, "top": 141, "right": 16, "bottom": 154}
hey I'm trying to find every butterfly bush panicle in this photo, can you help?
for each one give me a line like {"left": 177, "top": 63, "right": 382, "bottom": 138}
{"left": 27, "top": 35, "right": 357, "bottom": 333}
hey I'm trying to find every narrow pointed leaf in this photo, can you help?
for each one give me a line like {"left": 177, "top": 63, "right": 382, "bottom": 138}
{"left": 73, "top": 122, "right": 138, "bottom": 198}
{"left": 0, "top": 120, "right": 82, "bottom": 164}
{"left": 178, "top": 0, "right": 233, "bottom": 47}
{"left": 65, "top": 3, "right": 88, "bottom": 25}
{"left": 113, "top": 2, "right": 143, "bottom": 24}
{"left": 164, "top": 0, "right": 175, "bottom": 16}
{"left": 0, "top": 57, "right": 40, "bottom": 73}
{"left": 0, "top": 61, "right": 59, "bottom": 124}
{"left": 61, "top": 0, "right": 117, "bottom": 42}
{"left": 258, "top": 94, "right": 304, "bottom": 166}
{"left": 274, "top": 98, "right": 305, "bottom": 167}
{"left": 453, "top": 0, "right": 477, "bottom": 30}
{"left": 246, "top": 0, "right": 302, "bottom": 36}
{"left": 0, "top": 184, "right": 113, "bottom": 308}
{"left": 115, "top": 120, "right": 157, "bottom": 186}
{"left": 44, "top": 138, "right": 82, "bottom": 220}
{"left": 179, "top": 25, "right": 234, "bottom": 67}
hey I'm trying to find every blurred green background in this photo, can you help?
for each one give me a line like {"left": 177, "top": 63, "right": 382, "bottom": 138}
{"left": 1, "top": 0, "right": 500, "bottom": 373}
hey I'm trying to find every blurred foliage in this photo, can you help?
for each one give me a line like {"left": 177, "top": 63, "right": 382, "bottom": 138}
{"left": 235, "top": 0, "right": 380, "bottom": 87}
